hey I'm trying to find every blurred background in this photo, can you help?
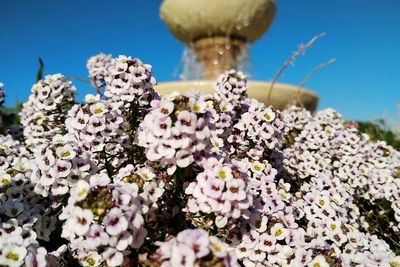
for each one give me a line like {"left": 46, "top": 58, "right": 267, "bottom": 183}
{"left": 0, "top": 0, "right": 399, "bottom": 122}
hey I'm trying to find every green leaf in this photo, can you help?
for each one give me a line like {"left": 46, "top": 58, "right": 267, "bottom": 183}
{"left": 36, "top": 57, "right": 44, "bottom": 82}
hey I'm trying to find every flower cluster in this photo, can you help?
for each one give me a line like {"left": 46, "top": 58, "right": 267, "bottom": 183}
{"left": 30, "top": 134, "right": 95, "bottom": 197}
{"left": 60, "top": 174, "right": 147, "bottom": 267}
{"left": 1, "top": 54, "right": 399, "bottom": 266}
{"left": 137, "top": 98, "right": 206, "bottom": 174}
{"left": 280, "top": 107, "right": 400, "bottom": 265}
{"left": 148, "top": 229, "right": 238, "bottom": 267}
{"left": 0, "top": 135, "right": 34, "bottom": 222}
{"left": 87, "top": 53, "right": 114, "bottom": 90}
{"left": 214, "top": 69, "right": 248, "bottom": 106}
{"left": 0, "top": 218, "right": 63, "bottom": 267}
{"left": 104, "top": 55, "right": 157, "bottom": 110}
{"left": 0, "top": 133, "right": 67, "bottom": 266}
{"left": 113, "top": 163, "right": 165, "bottom": 210}
{"left": 20, "top": 74, "right": 76, "bottom": 150}
{"left": 185, "top": 158, "right": 253, "bottom": 229}
{"left": 228, "top": 100, "right": 286, "bottom": 160}
{"left": 65, "top": 94, "right": 130, "bottom": 168}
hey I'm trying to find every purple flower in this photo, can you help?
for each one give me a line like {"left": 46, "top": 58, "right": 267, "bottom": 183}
{"left": 103, "top": 207, "right": 128, "bottom": 236}
{"left": 176, "top": 229, "right": 210, "bottom": 258}
{"left": 176, "top": 110, "right": 197, "bottom": 134}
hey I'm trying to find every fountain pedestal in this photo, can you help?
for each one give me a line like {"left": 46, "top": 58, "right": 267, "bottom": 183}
{"left": 157, "top": 0, "right": 319, "bottom": 111}
{"left": 190, "top": 37, "right": 245, "bottom": 80}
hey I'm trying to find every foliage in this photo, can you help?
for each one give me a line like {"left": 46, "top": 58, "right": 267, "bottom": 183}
{"left": 358, "top": 120, "right": 400, "bottom": 151}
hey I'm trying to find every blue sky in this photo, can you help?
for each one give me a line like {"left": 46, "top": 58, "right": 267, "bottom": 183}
{"left": 0, "top": 0, "right": 399, "bottom": 121}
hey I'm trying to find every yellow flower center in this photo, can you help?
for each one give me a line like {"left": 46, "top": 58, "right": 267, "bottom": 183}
{"left": 94, "top": 208, "right": 106, "bottom": 217}
{"left": 210, "top": 242, "right": 222, "bottom": 252}
{"left": 275, "top": 229, "right": 283, "bottom": 237}
{"left": 6, "top": 252, "right": 19, "bottom": 261}
{"left": 94, "top": 108, "right": 103, "bottom": 114}
{"left": 78, "top": 189, "right": 88, "bottom": 198}
{"left": 87, "top": 257, "right": 96, "bottom": 266}
{"left": 61, "top": 150, "right": 70, "bottom": 158}
{"left": 2, "top": 178, "right": 10, "bottom": 186}
{"left": 193, "top": 104, "right": 200, "bottom": 112}
{"left": 1, "top": 144, "right": 9, "bottom": 150}
{"left": 218, "top": 170, "right": 226, "bottom": 180}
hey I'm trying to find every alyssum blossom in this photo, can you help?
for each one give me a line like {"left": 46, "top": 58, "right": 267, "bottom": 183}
{"left": 0, "top": 54, "right": 399, "bottom": 267}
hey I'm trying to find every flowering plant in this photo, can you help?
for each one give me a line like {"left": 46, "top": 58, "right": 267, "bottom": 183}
{"left": 0, "top": 54, "right": 399, "bottom": 267}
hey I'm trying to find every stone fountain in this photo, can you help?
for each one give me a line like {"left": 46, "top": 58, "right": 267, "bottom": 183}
{"left": 156, "top": 0, "right": 319, "bottom": 111}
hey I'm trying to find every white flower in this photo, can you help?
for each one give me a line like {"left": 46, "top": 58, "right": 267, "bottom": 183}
{"left": 170, "top": 244, "right": 196, "bottom": 267}
{"left": 71, "top": 109, "right": 90, "bottom": 130}
{"left": 176, "top": 150, "right": 193, "bottom": 168}
{"left": 102, "top": 248, "right": 123, "bottom": 267}
{"left": 251, "top": 161, "right": 265, "bottom": 174}
{"left": 0, "top": 244, "right": 27, "bottom": 267}
{"left": 191, "top": 100, "right": 208, "bottom": 113}
{"left": 25, "top": 249, "right": 48, "bottom": 267}
{"left": 70, "top": 206, "right": 93, "bottom": 236}
{"left": 137, "top": 167, "right": 155, "bottom": 181}
{"left": 50, "top": 159, "right": 72, "bottom": 178}
{"left": 55, "top": 144, "right": 76, "bottom": 160}
{"left": 52, "top": 134, "right": 68, "bottom": 145}
{"left": 103, "top": 207, "right": 128, "bottom": 236}
{"left": 0, "top": 173, "right": 11, "bottom": 186}
{"left": 143, "top": 182, "right": 164, "bottom": 202}
{"left": 90, "top": 102, "right": 106, "bottom": 117}
{"left": 225, "top": 179, "right": 246, "bottom": 201}
{"left": 209, "top": 236, "right": 227, "bottom": 258}
{"left": 326, "top": 219, "right": 341, "bottom": 232}
{"left": 391, "top": 256, "right": 400, "bottom": 267}
{"left": 270, "top": 223, "right": 288, "bottom": 240}
{"left": 308, "top": 255, "right": 329, "bottom": 267}
{"left": 215, "top": 215, "right": 228, "bottom": 228}
{"left": 216, "top": 166, "right": 233, "bottom": 181}
{"left": 109, "top": 231, "right": 133, "bottom": 251}
{"left": 79, "top": 252, "right": 103, "bottom": 266}
{"left": 262, "top": 107, "right": 276, "bottom": 122}
{"left": 71, "top": 180, "right": 90, "bottom": 201}
{"left": 85, "top": 94, "right": 100, "bottom": 104}
{"left": 211, "top": 136, "right": 224, "bottom": 150}
{"left": 37, "top": 150, "right": 56, "bottom": 170}
{"left": 89, "top": 173, "right": 111, "bottom": 187}
{"left": 157, "top": 100, "right": 175, "bottom": 116}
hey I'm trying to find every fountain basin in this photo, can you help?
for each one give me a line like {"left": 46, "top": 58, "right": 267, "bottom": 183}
{"left": 160, "top": 0, "right": 276, "bottom": 44}
{"left": 155, "top": 81, "right": 318, "bottom": 112}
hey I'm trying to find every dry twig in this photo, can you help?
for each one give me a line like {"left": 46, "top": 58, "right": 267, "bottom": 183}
{"left": 288, "top": 57, "right": 336, "bottom": 109}
{"left": 299, "top": 58, "right": 336, "bottom": 89}
{"left": 267, "top": 33, "right": 326, "bottom": 104}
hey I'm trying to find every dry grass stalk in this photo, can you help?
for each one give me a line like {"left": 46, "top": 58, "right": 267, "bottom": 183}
{"left": 267, "top": 32, "right": 326, "bottom": 104}
{"left": 298, "top": 58, "right": 336, "bottom": 89}
{"left": 287, "top": 57, "right": 336, "bottom": 109}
